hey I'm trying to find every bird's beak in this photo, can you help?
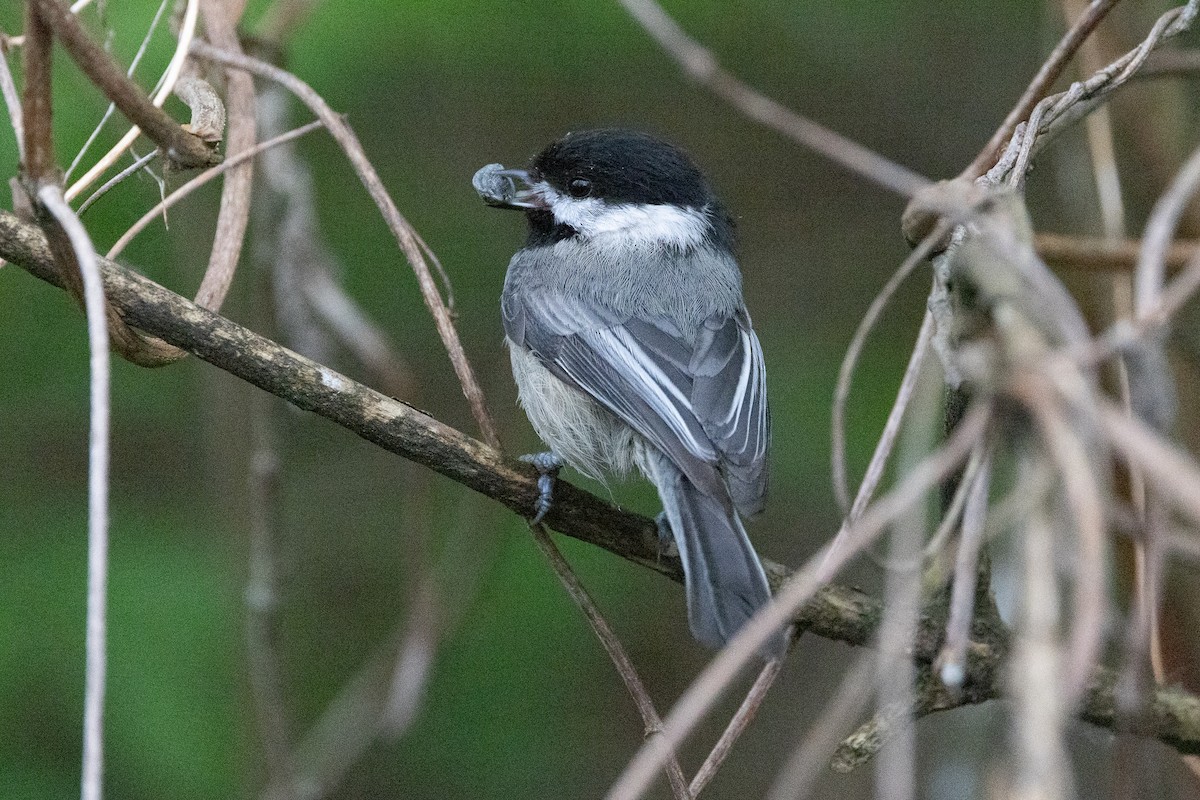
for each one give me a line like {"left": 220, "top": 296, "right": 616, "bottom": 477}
{"left": 472, "top": 165, "right": 548, "bottom": 210}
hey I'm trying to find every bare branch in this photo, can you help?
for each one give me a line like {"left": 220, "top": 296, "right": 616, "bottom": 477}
{"left": 936, "top": 449, "right": 992, "bottom": 687}
{"left": 1035, "top": 232, "right": 1196, "bottom": 273}
{"left": 689, "top": 659, "right": 783, "bottom": 796}
{"left": 107, "top": 119, "right": 322, "bottom": 261}
{"left": 614, "top": 0, "right": 929, "bottom": 199}
{"left": 984, "top": 1, "right": 1198, "bottom": 189}
{"left": 1136, "top": 140, "right": 1200, "bottom": 319}
{"left": 0, "top": 33, "right": 24, "bottom": 163}
{"left": 36, "top": 185, "right": 112, "bottom": 800}
{"left": 829, "top": 221, "right": 954, "bottom": 552}
{"left": 76, "top": 150, "right": 159, "bottom": 216}
{"left": 529, "top": 525, "right": 691, "bottom": 800}
{"left": 64, "top": 0, "right": 172, "bottom": 182}
{"left": 30, "top": 0, "right": 218, "bottom": 170}
{"left": 194, "top": 0, "right": 256, "bottom": 313}
{"left": 20, "top": 1, "right": 55, "bottom": 183}
{"left": 191, "top": 41, "right": 500, "bottom": 449}
{"left": 1021, "top": 376, "right": 1108, "bottom": 704}
{"left": 245, "top": 397, "right": 294, "bottom": 784}
{"left": 962, "top": 0, "right": 1125, "bottom": 179}
{"left": 66, "top": 0, "right": 205, "bottom": 201}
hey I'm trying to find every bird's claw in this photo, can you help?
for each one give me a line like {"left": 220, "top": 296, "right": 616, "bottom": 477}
{"left": 654, "top": 511, "right": 677, "bottom": 555}
{"left": 521, "top": 452, "right": 563, "bottom": 524}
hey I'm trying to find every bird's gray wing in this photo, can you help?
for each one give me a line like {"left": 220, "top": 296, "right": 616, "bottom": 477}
{"left": 504, "top": 289, "right": 769, "bottom": 514}
{"left": 687, "top": 308, "right": 770, "bottom": 515}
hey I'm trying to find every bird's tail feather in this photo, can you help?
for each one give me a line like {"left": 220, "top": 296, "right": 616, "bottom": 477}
{"left": 653, "top": 458, "right": 788, "bottom": 658}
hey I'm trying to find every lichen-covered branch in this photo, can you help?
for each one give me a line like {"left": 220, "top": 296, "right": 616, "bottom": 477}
{"left": 2, "top": 209, "right": 1199, "bottom": 757}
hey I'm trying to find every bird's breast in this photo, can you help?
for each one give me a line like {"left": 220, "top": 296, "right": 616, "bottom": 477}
{"left": 507, "top": 343, "right": 640, "bottom": 481}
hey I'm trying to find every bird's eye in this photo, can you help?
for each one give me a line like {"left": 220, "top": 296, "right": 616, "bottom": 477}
{"left": 567, "top": 178, "right": 593, "bottom": 198}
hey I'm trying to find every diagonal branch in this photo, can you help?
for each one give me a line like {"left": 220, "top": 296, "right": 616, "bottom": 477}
{"left": 614, "top": 0, "right": 929, "bottom": 199}
{"left": 190, "top": 41, "right": 500, "bottom": 449}
{"left": 31, "top": 0, "right": 219, "bottom": 169}
{"left": 3, "top": 209, "right": 1200, "bottom": 760}
{"left": 961, "top": 0, "right": 1125, "bottom": 179}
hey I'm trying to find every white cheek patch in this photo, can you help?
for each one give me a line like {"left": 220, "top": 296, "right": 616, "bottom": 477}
{"left": 535, "top": 181, "right": 710, "bottom": 249}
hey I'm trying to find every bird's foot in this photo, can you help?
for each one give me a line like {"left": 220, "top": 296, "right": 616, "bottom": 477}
{"left": 654, "top": 511, "right": 678, "bottom": 556}
{"left": 520, "top": 452, "right": 563, "bottom": 524}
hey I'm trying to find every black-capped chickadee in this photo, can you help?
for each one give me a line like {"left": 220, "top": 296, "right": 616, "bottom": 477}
{"left": 476, "top": 129, "right": 786, "bottom": 656}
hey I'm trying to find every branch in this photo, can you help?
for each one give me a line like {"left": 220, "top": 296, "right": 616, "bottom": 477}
{"left": 195, "top": 0, "right": 256, "bottom": 312}
{"left": 529, "top": 525, "right": 691, "bottom": 800}
{"left": 31, "top": 0, "right": 219, "bottom": 169}
{"left": 1036, "top": 232, "right": 1196, "bottom": 273}
{"left": 961, "top": 0, "right": 1125, "bottom": 179}
{"left": 3, "top": 210, "right": 1200, "bottom": 759}
{"left": 190, "top": 41, "right": 500, "bottom": 450}
{"left": 614, "top": 0, "right": 929, "bottom": 199}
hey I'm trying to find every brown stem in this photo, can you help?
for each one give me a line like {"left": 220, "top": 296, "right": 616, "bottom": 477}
{"left": 1036, "top": 232, "right": 1197, "bottom": 273}
{"left": 195, "top": 0, "right": 256, "bottom": 312}
{"left": 961, "top": 0, "right": 1125, "bottom": 179}
{"left": 20, "top": 2, "right": 55, "bottom": 183}
{"left": 191, "top": 40, "right": 500, "bottom": 450}
{"left": 21, "top": 3, "right": 182, "bottom": 367}
{"left": 30, "top": 0, "right": 219, "bottom": 169}
{"left": 689, "top": 659, "right": 782, "bottom": 796}
{"left": 529, "top": 525, "right": 691, "bottom": 800}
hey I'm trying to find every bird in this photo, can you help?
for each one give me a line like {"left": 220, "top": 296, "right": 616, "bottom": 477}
{"left": 474, "top": 129, "right": 787, "bottom": 657}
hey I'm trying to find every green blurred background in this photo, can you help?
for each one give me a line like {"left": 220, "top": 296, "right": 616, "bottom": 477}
{"left": 2, "top": 1, "right": 1196, "bottom": 798}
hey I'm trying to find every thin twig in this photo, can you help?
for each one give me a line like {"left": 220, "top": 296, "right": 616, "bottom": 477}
{"left": 1035, "top": 232, "right": 1196, "bottom": 273}
{"left": 765, "top": 654, "right": 875, "bottom": 800}
{"left": 76, "top": 150, "right": 158, "bottom": 216}
{"left": 1062, "top": 0, "right": 1127, "bottom": 241}
{"left": 872, "top": 483, "right": 926, "bottom": 800}
{"left": 21, "top": 1, "right": 55, "bottom": 183}
{"left": 936, "top": 449, "right": 992, "bottom": 687}
{"left": 245, "top": 396, "right": 294, "bottom": 784}
{"left": 962, "top": 0, "right": 1126, "bottom": 179}
{"left": 191, "top": 41, "right": 500, "bottom": 449}
{"left": 107, "top": 119, "right": 324, "bottom": 259}
{"left": 1099, "top": 401, "right": 1200, "bottom": 528}
{"left": 32, "top": 0, "right": 216, "bottom": 173}
{"left": 1137, "top": 47, "right": 1200, "bottom": 78}
{"left": 828, "top": 225, "right": 950, "bottom": 552}
{"left": 251, "top": 80, "right": 414, "bottom": 398}
{"left": 984, "top": 0, "right": 1199, "bottom": 189}
{"left": 1010, "top": 507, "right": 1069, "bottom": 800}
{"left": 529, "top": 525, "right": 691, "bottom": 800}
{"left": 1135, "top": 140, "right": 1200, "bottom": 319}
{"left": 614, "top": 0, "right": 929, "bottom": 199}
{"left": 1024, "top": 380, "right": 1108, "bottom": 707}
{"left": 831, "top": 293, "right": 932, "bottom": 516}
{"left": 1145, "top": 235, "right": 1200, "bottom": 330}
{"left": 920, "top": 443, "right": 985, "bottom": 563}
{"left": 65, "top": 0, "right": 171, "bottom": 182}
{"left": 38, "top": 185, "right": 112, "bottom": 800}
{"left": 0, "top": 34, "right": 24, "bottom": 163}
{"left": 65, "top": 0, "right": 204, "bottom": 202}
{"left": 689, "top": 659, "right": 783, "bottom": 796}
